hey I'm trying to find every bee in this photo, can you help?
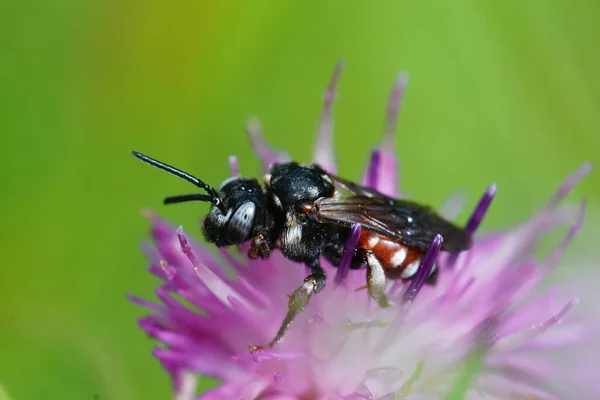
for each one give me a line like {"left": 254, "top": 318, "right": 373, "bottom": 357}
{"left": 132, "top": 152, "right": 472, "bottom": 348}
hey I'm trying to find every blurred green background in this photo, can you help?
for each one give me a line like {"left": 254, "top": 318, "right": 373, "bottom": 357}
{"left": 1, "top": 1, "right": 598, "bottom": 399}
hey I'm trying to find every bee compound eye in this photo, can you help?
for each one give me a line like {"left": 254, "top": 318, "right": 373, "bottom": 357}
{"left": 225, "top": 202, "right": 256, "bottom": 244}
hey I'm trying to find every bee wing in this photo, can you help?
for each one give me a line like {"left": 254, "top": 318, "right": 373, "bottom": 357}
{"left": 313, "top": 180, "right": 472, "bottom": 253}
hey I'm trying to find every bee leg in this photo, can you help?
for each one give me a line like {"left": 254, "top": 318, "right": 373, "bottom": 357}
{"left": 365, "top": 251, "right": 391, "bottom": 308}
{"left": 249, "top": 261, "right": 325, "bottom": 352}
{"left": 425, "top": 263, "right": 438, "bottom": 284}
{"left": 247, "top": 233, "right": 272, "bottom": 260}
{"left": 306, "top": 260, "right": 327, "bottom": 293}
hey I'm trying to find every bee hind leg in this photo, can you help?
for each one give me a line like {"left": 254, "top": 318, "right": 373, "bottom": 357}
{"left": 425, "top": 263, "right": 438, "bottom": 284}
{"left": 249, "top": 261, "right": 326, "bottom": 352}
{"left": 365, "top": 251, "right": 391, "bottom": 308}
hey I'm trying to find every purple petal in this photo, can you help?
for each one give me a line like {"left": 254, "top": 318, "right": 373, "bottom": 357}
{"left": 197, "top": 377, "right": 271, "bottom": 400}
{"left": 495, "top": 300, "right": 578, "bottom": 351}
{"left": 541, "top": 199, "right": 586, "bottom": 271}
{"left": 383, "top": 73, "right": 409, "bottom": 150}
{"left": 128, "top": 294, "right": 166, "bottom": 314}
{"left": 260, "top": 396, "right": 298, "bottom": 400}
{"left": 246, "top": 117, "right": 290, "bottom": 172}
{"left": 403, "top": 234, "right": 443, "bottom": 303}
{"left": 362, "top": 148, "right": 398, "bottom": 197}
{"left": 351, "top": 384, "right": 373, "bottom": 399}
{"left": 176, "top": 227, "right": 250, "bottom": 308}
{"left": 228, "top": 155, "right": 239, "bottom": 177}
{"left": 148, "top": 213, "right": 231, "bottom": 282}
{"left": 465, "top": 183, "right": 497, "bottom": 235}
{"left": 148, "top": 262, "right": 176, "bottom": 282}
{"left": 361, "top": 75, "right": 408, "bottom": 197}
{"left": 362, "top": 149, "right": 381, "bottom": 190}
{"left": 235, "top": 275, "right": 274, "bottom": 309}
{"left": 496, "top": 289, "right": 573, "bottom": 338}
{"left": 446, "top": 183, "right": 496, "bottom": 268}
{"left": 547, "top": 162, "right": 592, "bottom": 208}
{"left": 334, "top": 224, "right": 362, "bottom": 285}
{"left": 438, "top": 190, "right": 468, "bottom": 220}
{"left": 155, "top": 287, "right": 225, "bottom": 331}
{"left": 174, "top": 372, "right": 197, "bottom": 400}
{"left": 141, "top": 322, "right": 202, "bottom": 350}
{"left": 153, "top": 346, "right": 183, "bottom": 390}
{"left": 153, "top": 347, "right": 235, "bottom": 380}
{"left": 342, "top": 384, "right": 373, "bottom": 399}
{"left": 219, "top": 248, "right": 247, "bottom": 273}
{"left": 313, "top": 61, "right": 344, "bottom": 174}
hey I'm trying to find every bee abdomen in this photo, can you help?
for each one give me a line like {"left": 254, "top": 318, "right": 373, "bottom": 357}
{"left": 357, "top": 231, "right": 425, "bottom": 280}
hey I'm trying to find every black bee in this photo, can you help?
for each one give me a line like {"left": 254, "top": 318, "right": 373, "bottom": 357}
{"left": 132, "top": 151, "right": 472, "bottom": 348}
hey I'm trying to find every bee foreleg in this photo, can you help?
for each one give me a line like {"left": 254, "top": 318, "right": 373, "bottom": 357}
{"left": 365, "top": 251, "right": 391, "bottom": 308}
{"left": 247, "top": 233, "right": 272, "bottom": 260}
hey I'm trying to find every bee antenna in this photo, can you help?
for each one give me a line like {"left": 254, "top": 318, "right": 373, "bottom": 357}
{"left": 163, "top": 194, "right": 216, "bottom": 205}
{"left": 132, "top": 151, "right": 226, "bottom": 212}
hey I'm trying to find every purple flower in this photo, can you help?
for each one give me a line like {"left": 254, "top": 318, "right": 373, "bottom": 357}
{"left": 130, "top": 64, "right": 597, "bottom": 399}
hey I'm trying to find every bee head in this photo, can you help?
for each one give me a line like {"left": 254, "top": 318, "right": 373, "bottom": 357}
{"left": 131, "top": 152, "right": 265, "bottom": 247}
{"left": 202, "top": 177, "right": 265, "bottom": 246}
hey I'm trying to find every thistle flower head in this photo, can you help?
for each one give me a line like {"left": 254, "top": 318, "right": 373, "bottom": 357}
{"left": 130, "top": 64, "right": 597, "bottom": 399}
